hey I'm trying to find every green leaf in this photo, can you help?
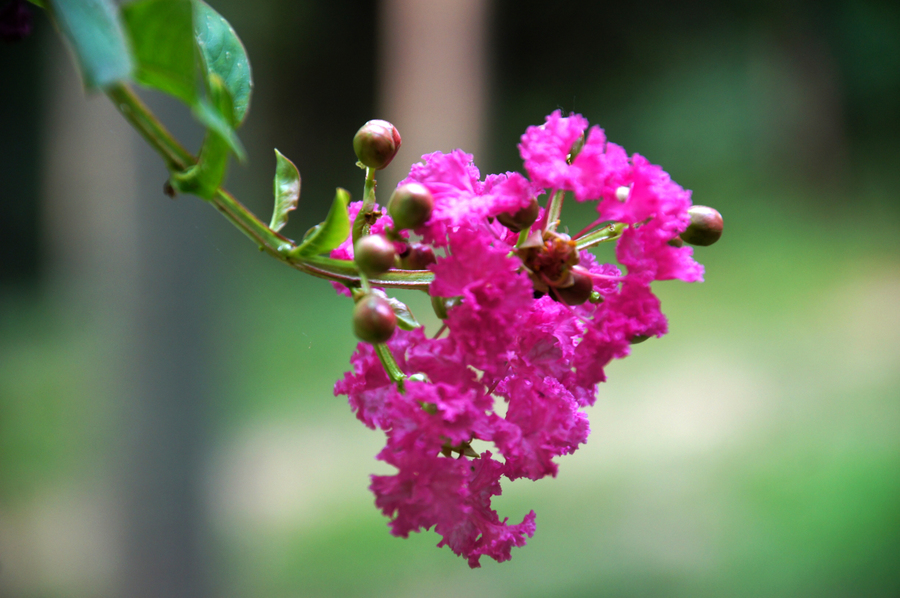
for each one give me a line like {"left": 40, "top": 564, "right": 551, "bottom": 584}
{"left": 192, "top": 96, "right": 246, "bottom": 161}
{"left": 301, "top": 224, "right": 320, "bottom": 242}
{"left": 169, "top": 73, "right": 233, "bottom": 198}
{"left": 47, "top": 0, "right": 133, "bottom": 90}
{"left": 121, "top": 0, "right": 248, "bottom": 160}
{"left": 121, "top": 0, "right": 196, "bottom": 106}
{"left": 292, "top": 189, "right": 351, "bottom": 257}
{"left": 193, "top": 0, "right": 252, "bottom": 125}
{"left": 368, "top": 290, "right": 422, "bottom": 331}
{"left": 384, "top": 296, "right": 422, "bottom": 331}
{"left": 27, "top": 0, "right": 45, "bottom": 7}
{"left": 269, "top": 149, "right": 301, "bottom": 233}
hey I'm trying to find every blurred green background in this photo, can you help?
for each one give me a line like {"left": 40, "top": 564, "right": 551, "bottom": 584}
{"left": 1, "top": 0, "right": 899, "bottom": 596}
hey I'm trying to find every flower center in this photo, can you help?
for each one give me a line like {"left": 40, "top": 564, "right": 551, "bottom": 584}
{"left": 517, "top": 230, "right": 580, "bottom": 292}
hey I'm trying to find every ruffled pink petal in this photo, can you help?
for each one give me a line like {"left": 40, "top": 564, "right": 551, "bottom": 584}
{"left": 399, "top": 151, "right": 533, "bottom": 246}
{"left": 436, "top": 452, "right": 537, "bottom": 568}
{"left": 430, "top": 228, "right": 534, "bottom": 378}
{"left": 491, "top": 376, "right": 589, "bottom": 480}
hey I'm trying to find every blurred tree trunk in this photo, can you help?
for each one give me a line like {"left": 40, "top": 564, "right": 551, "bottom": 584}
{"left": 377, "top": 0, "right": 491, "bottom": 192}
{"left": 43, "top": 37, "right": 214, "bottom": 598}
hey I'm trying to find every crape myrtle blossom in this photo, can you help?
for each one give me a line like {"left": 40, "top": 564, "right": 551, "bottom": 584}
{"left": 37, "top": 0, "right": 720, "bottom": 572}
{"left": 334, "top": 110, "right": 720, "bottom": 567}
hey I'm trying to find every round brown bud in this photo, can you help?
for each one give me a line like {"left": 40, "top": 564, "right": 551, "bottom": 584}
{"left": 681, "top": 205, "right": 723, "bottom": 246}
{"left": 388, "top": 183, "right": 434, "bottom": 230}
{"left": 352, "top": 294, "right": 397, "bottom": 343}
{"left": 399, "top": 242, "right": 436, "bottom": 270}
{"left": 354, "top": 235, "right": 396, "bottom": 277}
{"left": 555, "top": 266, "right": 594, "bottom": 306}
{"left": 496, "top": 196, "right": 540, "bottom": 233}
{"left": 353, "top": 119, "right": 401, "bottom": 170}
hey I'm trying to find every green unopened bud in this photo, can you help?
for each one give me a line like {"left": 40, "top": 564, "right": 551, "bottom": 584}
{"left": 668, "top": 236, "right": 684, "bottom": 248}
{"left": 555, "top": 266, "right": 593, "bottom": 306}
{"left": 566, "top": 131, "right": 586, "bottom": 164}
{"left": 681, "top": 205, "right": 723, "bottom": 246}
{"left": 496, "top": 196, "right": 540, "bottom": 233}
{"left": 430, "top": 295, "right": 462, "bottom": 320}
{"left": 354, "top": 235, "right": 396, "bottom": 277}
{"left": 399, "top": 242, "right": 436, "bottom": 270}
{"left": 388, "top": 183, "right": 434, "bottom": 230}
{"left": 353, "top": 119, "right": 401, "bottom": 170}
{"left": 431, "top": 295, "right": 448, "bottom": 320}
{"left": 630, "top": 334, "right": 650, "bottom": 344}
{"left": 352, "top": 294, "right": 397, "bottom": 344}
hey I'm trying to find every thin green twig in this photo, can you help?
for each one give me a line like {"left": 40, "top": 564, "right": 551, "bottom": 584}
{"left": 105, "top": 83, "right": 434, "bottom": 291}
{"left": 107, "top": 84, "right": 193, "bottom": 171}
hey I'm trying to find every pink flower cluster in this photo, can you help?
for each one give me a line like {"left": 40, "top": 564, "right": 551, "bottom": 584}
{"left": 334, "top": 111, "right": 704, "bottom": 567}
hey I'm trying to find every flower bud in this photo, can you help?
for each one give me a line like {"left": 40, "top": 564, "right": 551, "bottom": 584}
{"left": 388, "top": 183, "right": 434, "bottom": 230}
{"left": 352, "top": 294, "right": 397, "bottom": 344}
{"left": 354, "top": 235, "right": 396, "bottom": 277}
{"left": 496, "top": 196, "right": 540, "bottom": 233}
{"left": 353, "top": 119, "right": 401, "bottom": 170}
{"left": 431, "top": 295, "right": 448, "bottom": 320}
{"left": 681, "top": 205, "right": 723, "bottom": 246}
{"left": 566, "top": 131, "right": 586, "bottom": 164}
{"left": 399, "top": 243, "right": 436, "bottom": 270}
{"left": 555, "top": 266, "right": 593, "bottom": 306}
{"left": 430, "top": 295, "right": 461, "bottom": 320}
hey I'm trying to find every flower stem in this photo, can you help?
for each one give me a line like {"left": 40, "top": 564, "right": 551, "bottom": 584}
{"left": 352, "top": 167, "right": 378, "bottom": 244}
{"left": 375, "top": 342, "right": 406, "bottom": 388}
{"left": 359, "top": 271, "right": 372, "bottom": 294}
{"left": 545, "top": 189, "right": 565, "bottom": 233}
{"left": 515, "top": 229, "right": 530, "bottom": 248}
{"left": 300, "top": 256, "right": 433, "bottom": 289}
{"left": 104, "top": 83, "right": 434, "bottom": 291}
